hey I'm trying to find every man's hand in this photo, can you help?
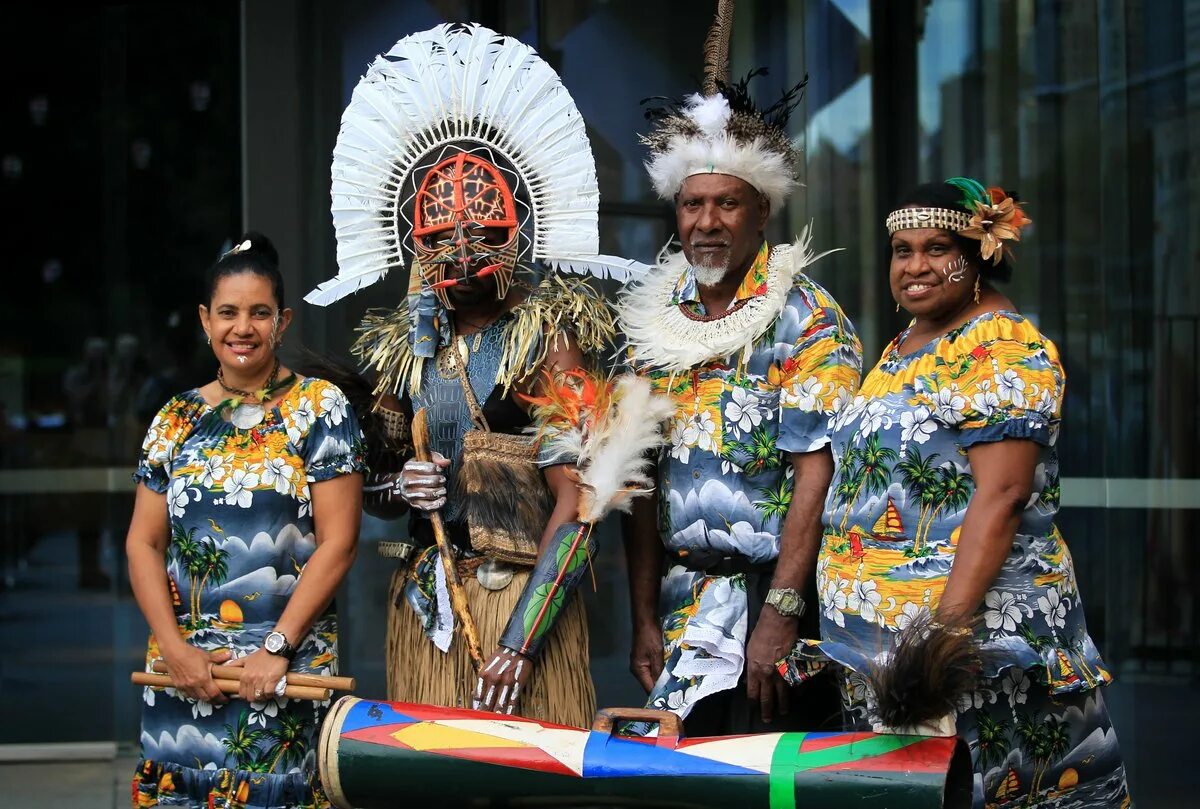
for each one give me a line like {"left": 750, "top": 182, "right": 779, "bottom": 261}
{"left": 474, "top": 647, "right": 532, "bottom": 715}
{"left": 396, "top": 452, "right": 450, "bottom": 511}
{"left": 745, "top": 609, "right": 799, "bottom": 723}
{"left": 630, "top": 620, "right": 664, "bottom": 693}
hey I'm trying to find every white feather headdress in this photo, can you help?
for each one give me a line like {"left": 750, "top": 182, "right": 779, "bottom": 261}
{"left": 306, "top": 23, "right": 645, "bottom": 306}
{"left": 639, "top": 0, "right": 804, "bottom": 212}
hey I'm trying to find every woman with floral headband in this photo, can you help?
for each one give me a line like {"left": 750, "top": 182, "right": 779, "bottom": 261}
{"left": 126, "top": 233, "right": 366, "bottom": 807}
{"left": 778, "top": 178, "right": 1131, "bottom": 807}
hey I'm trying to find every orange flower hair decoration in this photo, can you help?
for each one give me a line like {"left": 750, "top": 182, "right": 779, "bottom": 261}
{"left": 946, "top": 176, "right": 1032, "bottom": 265}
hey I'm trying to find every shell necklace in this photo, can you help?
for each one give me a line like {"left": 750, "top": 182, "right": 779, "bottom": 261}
{"left": 217, "top": 359, "right": 295, "bottom": 429}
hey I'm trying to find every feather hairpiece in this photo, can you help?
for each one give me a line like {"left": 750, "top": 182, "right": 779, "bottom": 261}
{"left": 305, "top": 23, "right": 646, "bottom": 307}
{"left": 640, "top": 1, "right": 805, "bottom": 211}
{"left": 524, "top": 371, "right": 674, "bottom": 523}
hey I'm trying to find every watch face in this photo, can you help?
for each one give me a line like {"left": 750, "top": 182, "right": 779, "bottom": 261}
{"left": 265, "top": 633, "right": 283, "bottom": 653}
{"left": 779, "top": 592, "right": 799, "bottom": 612}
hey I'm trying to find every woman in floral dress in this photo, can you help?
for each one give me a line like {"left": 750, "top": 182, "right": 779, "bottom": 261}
{"left": 126, "top": 234, "right": 365, "bottom": 808}
{"left": 780, "top": 179, "right": 1131, "bottom": 808}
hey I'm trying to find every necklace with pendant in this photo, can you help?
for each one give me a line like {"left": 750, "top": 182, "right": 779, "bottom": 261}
{"left": 218, "top": 359, "right": 294, "bottom": 430}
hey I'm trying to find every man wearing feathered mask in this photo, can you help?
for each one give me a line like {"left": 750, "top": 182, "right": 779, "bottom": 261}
{"left": 306, "top": 23, "right": 658, "bottom": 727}
{"left": 617, "top": 0, "right": 863, "bottom": 736}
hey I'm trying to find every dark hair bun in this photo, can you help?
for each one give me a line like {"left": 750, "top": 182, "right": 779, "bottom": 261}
{"left": 235, "top": 231, "right": 279, "bottom": 270}
{"left": 205, "top": 229, "right": 286, "bottom": 307}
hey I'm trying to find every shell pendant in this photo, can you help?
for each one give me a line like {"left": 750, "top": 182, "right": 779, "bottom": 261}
{"left": 231, "top": 402, "right": 265, "bottom": 430}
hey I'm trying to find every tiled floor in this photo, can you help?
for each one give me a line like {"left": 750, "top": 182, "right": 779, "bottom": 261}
{"left": 1, "top": 755, "right": 137, "bottom": 809}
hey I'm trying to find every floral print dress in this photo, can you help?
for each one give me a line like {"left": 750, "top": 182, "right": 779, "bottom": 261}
{"left": 131, "top": 377, "right": 365, "bottom": 809}
{"left": 779, "top": 311, "right": 1131, "bottom": 808}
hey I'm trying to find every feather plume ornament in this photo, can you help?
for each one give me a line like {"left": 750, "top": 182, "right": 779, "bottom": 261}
{"left": 524, "top": 371, "right": 674, "bottom": 524}
{"left": 701, "top": 0, "right": 735, "bottom": 95}
{"left": 306, "top": 23, "right": 643, "bottom": 307}
{"left": 868, "top": 613, "right": 986, "bottom": 734}
{"left": 639, "top": 0, "right": 809, "bottom": 212}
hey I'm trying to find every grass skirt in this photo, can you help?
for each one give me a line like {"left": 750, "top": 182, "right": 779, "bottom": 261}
{"left": 385, "top": 568, "right": 595, "bottom": 728}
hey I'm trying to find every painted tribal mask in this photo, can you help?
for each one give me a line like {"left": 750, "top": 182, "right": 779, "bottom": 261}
{"left": 411, "top": 151, "right": 520, "bottom": 309}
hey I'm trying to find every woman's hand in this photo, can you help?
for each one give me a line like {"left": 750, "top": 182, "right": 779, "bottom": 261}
{"left": 224, "top": 649, "right": 290, "bottom": 703}
{"left": 474, "top": 647, "right": 532, "bottom": 715}
{"left": 160, "top": 643, "right": 232, "bottom": 704}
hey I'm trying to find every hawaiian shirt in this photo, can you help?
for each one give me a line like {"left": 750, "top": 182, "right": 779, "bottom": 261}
{"left": 631, "top": 241, "right": 863, "bottom": 722}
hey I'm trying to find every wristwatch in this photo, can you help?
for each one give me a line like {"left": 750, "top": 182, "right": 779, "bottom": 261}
{"left": 263, "top": 630, "right": 296, "bottom": 661}
{"left": 765, "top": 588, "right": 806, "bottom": 618}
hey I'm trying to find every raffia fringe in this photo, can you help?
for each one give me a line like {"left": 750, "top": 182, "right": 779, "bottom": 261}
{"left": 385, "top": 568, "right": 596, "bottom": 729}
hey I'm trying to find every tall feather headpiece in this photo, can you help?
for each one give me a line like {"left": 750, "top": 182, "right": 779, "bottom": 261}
{"left": 306, "top": 23, "right": 646, "bottom": 307}
{"left": 640, "top": 1, "right": 806, "bottom": 211}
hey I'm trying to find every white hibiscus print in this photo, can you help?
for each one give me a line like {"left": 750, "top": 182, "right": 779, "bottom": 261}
{"left": 692, "top": 411, "right": 717, "bottom": 453}
{"left": 1001, "top": 667, "right": 1030, "bottom": 707}
{"left": 971, "top": 389, "right": 1001, "bottom": 420}
{"left": 789, "top": 376, "right": 825, "bottom": 411}
{"left": 248, "top": 695, "right": 284, "bottom": 728}
{"left": 197, "top": 454, "right": 228, "bottom": 488}
{"left": 724, "top": 387, "right": 764, "bottom": 437}
{"left": 958, "top": 686, "right": 997, "bottom": 712}
{"left": 167, "top": 478, "right": 201, "bottom": 518}
{"left": 995, "top": 369, "right": 1027, "bottom": 408}
{"left": 320, "top": 386, "right": 349, "bottom": 426}
{"left": 932, "top": 385, "right": 968, "bottom": 425}
{"left": 899, "top": 405, "right": 936, "bottom": 446}
{"left": 1036, "top": 585, "right": 1069, "bottom": 629}
{"left": 669, "top": 418, "right": 692, "bottom": 464}
{"left": 834, "top": 394, "right": 867, "bottom": 433}
{"left": 664, "top": 684, "right": 698, "bottom": 712}
{"left": 894, "top": 601, "right": 929, "bottom": 632}
{"left": 983, "top": 589, "right": 1024, "bottom": 632}
{"left": 287, "top": 398, "right": 317, "bottom": 444}
{"left": 191, "top": 696, "right": 215, "bottom": 720}
{"left": 260, "top": 455, "right": 295, "bottom": 496}
{"left": 822, "top": 579, "right": 848, "bottom": 628}
{"left": 848, "top": 579, "right": 882, "bottom": 623}
{"left": 223, "top": 468, "right": 260, "bottom": 508}
{"left": 856, "top": 400, "right": 893, "bottom": 440}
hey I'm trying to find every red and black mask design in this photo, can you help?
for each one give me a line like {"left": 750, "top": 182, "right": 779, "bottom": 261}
{"left": 411, "top": 151, "right": 520, "bottom": 309}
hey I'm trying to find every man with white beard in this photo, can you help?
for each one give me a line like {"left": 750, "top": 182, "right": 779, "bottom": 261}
{"left": 616, "top": 9, "right": 863, "bottom": 736}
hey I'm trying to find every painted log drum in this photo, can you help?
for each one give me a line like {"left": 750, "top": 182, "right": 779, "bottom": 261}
{"left": 318, "top": 697, "right": 972, "bottom": 809}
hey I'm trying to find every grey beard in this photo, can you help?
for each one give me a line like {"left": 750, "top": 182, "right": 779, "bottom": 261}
{"left": 691, "top": 260, "right": 729, "bottom": 287}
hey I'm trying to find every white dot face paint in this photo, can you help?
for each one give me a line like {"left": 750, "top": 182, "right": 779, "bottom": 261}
{"left": 237, "top": 355, "right": 247, "bottom": 364}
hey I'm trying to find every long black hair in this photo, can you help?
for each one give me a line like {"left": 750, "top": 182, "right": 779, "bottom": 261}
{"left": 893, "top": 182, "right": 1015, "bottom": 283}
{"left": 203, "top": 231, "right": 285, "bottom": 307}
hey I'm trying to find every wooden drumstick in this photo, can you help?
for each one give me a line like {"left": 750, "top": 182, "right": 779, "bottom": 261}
{"left": 412, "top": 407, "right": 484, "bottom": 673}
{"left": 132, "top": 672, "right": 331, "bottom": 702}
{"left": 150, "top": 661, "right": 355, "bottom": 692}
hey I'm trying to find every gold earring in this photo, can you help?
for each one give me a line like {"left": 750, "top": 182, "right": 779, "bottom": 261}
{"left": 206, "top": 336, "right": 211, "bottom": 345}
{"left": 973, "top": 276, "right": 981, "bottom": 304}
{"left": 895, "top": 302, "right": 900, "bottom": 312}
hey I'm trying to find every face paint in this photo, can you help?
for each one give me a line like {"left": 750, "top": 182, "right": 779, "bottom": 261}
{"left": 412, "top": 151, "right": 520, "bottom": 309}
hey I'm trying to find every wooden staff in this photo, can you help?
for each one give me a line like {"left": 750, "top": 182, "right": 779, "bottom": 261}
{"left": 412, "top": 407, "right": 484, "bottom": 673}
{"left": 150, "top": 660, "right": 355, "bottom": 692}
{"left": 132, "top": 672, "right": 331, "bottom": 702}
